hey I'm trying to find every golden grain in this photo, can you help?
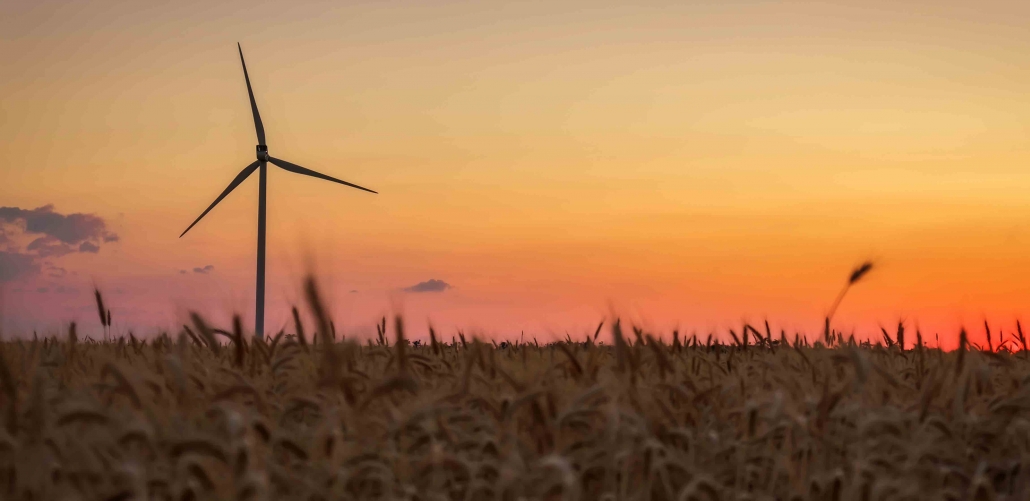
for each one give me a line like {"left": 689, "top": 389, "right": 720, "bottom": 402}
{"left": 2, "top": 281, "right": 1030, "bottom": 499}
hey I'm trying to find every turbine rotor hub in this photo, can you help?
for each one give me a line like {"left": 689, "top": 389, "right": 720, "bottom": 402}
{"left": 256, "top": 145, "right": 269, "bottom": 162}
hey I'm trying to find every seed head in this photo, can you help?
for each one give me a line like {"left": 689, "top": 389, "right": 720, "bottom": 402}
{"left": 848, "top": 261, "right": 874, "bottom": 285}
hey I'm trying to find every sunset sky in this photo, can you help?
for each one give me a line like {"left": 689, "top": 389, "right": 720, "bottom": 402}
{"left": 2, "top": 0, "right": 1029, "bottom": 346}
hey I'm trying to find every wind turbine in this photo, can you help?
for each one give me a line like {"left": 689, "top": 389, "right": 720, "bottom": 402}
{"left": 180, "top": 43, "right": 376, "bottom": 339}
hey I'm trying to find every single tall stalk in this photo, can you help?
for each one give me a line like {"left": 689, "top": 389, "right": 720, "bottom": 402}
{"left": 93, "top": 287, "right": 108, "bottom": 340}
{"left": 824, "top": 261, "right": 874, "bottom": 343}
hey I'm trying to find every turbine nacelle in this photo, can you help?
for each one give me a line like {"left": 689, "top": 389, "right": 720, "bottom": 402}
{"left": 256, "top": 144, "right": 269, "bottom": 162}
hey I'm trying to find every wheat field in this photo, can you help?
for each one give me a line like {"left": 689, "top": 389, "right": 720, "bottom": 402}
{"left": 0, "top": 280, "right": 1028, "bottom": 500}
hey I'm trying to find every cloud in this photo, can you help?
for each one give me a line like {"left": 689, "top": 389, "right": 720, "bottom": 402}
{"left": 26, "top": 236, "right": 74, "bottom": 257}
{"left": 0, "top": 204, "right": 117, "bottom": 245}
{"left": 403, "top": 279, "right": 451, "bottom": 293}
{"left": 193, "top": 265, "right": 215, "bottom": 274}
{"left": 179, "top": 270, "right": 188, "bottom": 274}
{"left": 0, "top": 251, "right": 40, "bottom": 282}
{"left": 0, "top": 204, "right": 118, "bottom": 282}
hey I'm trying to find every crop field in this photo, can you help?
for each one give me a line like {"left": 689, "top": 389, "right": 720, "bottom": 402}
{"left": 0, "top": 281, "right": 1028, "bottom": 501}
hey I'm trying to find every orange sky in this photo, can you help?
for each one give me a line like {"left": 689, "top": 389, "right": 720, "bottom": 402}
{"left": 2, "top": 0, "right": 1029, "bottom": 347}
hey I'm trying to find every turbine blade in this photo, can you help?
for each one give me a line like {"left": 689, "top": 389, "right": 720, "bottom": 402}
{"left": 180, "top": 161, "right": 261, "bottom": 238}
{"left": 268, "top": 156, "right": 377, "bottom": 194}
{"left": 237, "top": 43, "right": 266, "bottom": 145}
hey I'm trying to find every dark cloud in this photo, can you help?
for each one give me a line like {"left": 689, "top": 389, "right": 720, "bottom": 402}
{"left": 0, "top": 204, "right": 118, "bottom": 282}
{"left": 193, "top": 265, "right": 215, "bottom": 274}
{"left": 26, "top": 236, "right": 74, "bottom": 257}
{"left": 0, "top": 251, "right": 40, "bottom": 282}
{"left": 0, "top": 204, "right": 117, "bottom": 245}
{"left": 36, "top": 287, "right": 48, "bottom": 293}
{"left": 403, "top": 279, "right": 451, "bottom": 293}
{"left": 350, "top": 289, "right": 359, "bottom": 293}
{"left": 179, "top": 270, "right": 188, "bottom": 274}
